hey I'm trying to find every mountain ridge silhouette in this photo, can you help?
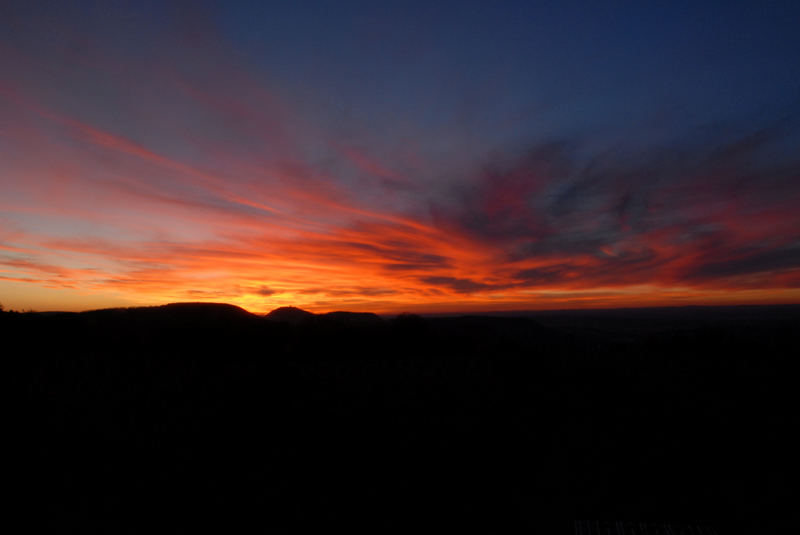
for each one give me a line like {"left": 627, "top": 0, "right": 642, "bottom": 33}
{"left": 11, "top": 300, "right": 796, "bottom": 532}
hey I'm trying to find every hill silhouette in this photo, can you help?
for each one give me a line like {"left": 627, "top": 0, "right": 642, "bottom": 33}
{"left": 11, "top": 303, "right": 797, "bottom": 532}
{"left": 265, "top": 306, "right": 384, "bottom": 327}
{"left": 83, "top": 301, "right": 257, "bottom": 322}
{"left": 265, "top": 305, "right": 315, "bottom": 324}
{"left": 319, "top": 310, "right": 383, "bottom": 325}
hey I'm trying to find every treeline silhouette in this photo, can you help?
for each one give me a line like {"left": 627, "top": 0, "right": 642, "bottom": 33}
{"left": 10, "top": 303, "right": 798, "bottom": 532}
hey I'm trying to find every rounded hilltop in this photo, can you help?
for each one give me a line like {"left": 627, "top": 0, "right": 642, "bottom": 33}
{"left": 264, "top": 306, "right": 315, "bottom": 324}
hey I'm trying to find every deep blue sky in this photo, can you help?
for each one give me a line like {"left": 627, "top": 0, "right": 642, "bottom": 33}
{"left": 219, "top": 1, "right": 800, "bottom": 142}
{"left": 5, "top": 1, "right": 798, "bottom": 154}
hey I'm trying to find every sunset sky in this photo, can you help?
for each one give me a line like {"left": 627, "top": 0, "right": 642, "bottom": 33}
{"left": 1, "top": 1, "right": 799, "bottom": 313}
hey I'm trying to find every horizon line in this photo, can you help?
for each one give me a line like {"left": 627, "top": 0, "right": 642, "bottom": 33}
{"left": 6, "top": 300, "right": 800, "bottom": 317}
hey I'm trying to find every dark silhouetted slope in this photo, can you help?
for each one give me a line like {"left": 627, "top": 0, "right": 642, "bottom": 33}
{"left": 83, "top": 302, "right": 255, "bottom": 322}
{"left": 319, "top": 311, "right": 384, "bottom": 325}
{"left": 12, "top": 303, "right": 798, "bottom": 532}
{"left": 265, "top": 306, "right": 315, "bottom": 324}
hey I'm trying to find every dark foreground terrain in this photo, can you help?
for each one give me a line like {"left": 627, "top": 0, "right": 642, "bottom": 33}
{"left": 10, "top": 303, "right": 798, "bottom": 532}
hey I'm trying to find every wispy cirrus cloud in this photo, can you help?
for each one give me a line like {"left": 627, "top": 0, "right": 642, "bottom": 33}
{"left": 1, "top": 2, "right": 799, "bottom": 312}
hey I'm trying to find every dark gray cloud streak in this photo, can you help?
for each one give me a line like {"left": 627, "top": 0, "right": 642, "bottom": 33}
{"left": 424, "top": 118, "right": 800, "bottom": 292}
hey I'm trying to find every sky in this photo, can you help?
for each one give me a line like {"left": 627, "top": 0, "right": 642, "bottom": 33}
{"left": 1, "top": 0, "right": 799, "bottom": 313}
